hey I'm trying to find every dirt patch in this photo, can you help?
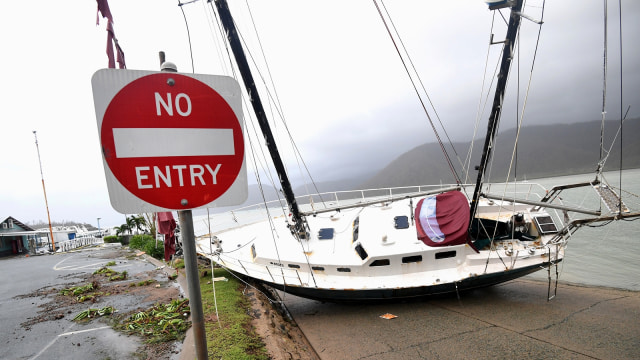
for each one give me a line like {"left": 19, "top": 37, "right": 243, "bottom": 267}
{"left": 245, "top": 285, "right": 320, "bottom": 360}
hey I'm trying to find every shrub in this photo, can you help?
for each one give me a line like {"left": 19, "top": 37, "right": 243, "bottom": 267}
{"left": 103, "top": 235, "right": 119, "bottom": 244}
{"left": 129, "top": 234, "right": 164, "bottom": 260}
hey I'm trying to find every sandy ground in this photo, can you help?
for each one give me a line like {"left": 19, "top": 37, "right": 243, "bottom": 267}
{"left": 245, "top": 284, "right": 320, "bottom": 360}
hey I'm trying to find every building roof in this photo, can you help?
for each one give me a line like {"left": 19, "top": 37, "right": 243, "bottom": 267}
{"left": 1, "top": 216, "right": 35, "bottom": 231}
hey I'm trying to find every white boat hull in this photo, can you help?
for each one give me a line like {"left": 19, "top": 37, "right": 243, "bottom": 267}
{"left": 197, "top": 187, "right": 565, "bottom": 302}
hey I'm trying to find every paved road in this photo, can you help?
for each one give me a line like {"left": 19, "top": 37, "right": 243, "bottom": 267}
{"left": 281, "top": 279, "right": 640, "bottom": 360}
{"left": 0, "top": 245, "right": 172, "bottom": 360}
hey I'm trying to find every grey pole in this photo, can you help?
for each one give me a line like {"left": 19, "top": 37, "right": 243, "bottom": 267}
{"left": 160, "top": 55, "right": 208, "bottom": 359}
{"left": 178, "top": 209, "right": 208, "bottom": 360}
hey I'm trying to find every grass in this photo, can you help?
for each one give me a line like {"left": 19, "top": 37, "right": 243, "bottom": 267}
{"left": 199, "top": 267, "right": 269, "bottom": 360}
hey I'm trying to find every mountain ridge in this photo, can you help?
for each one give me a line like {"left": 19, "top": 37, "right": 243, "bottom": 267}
{"left": 207, "top": 119, "right": 639, "bottom": 212}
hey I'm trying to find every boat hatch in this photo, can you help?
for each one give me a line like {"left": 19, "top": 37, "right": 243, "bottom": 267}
{"left": 394, "top": 216, "right": 409, "bottom": 229}
{"left": 318, "top": 228, "right": 334, "bottom": 240}
{"left": 355, "top": 243, "right": 368, "bottom": 260}
{"left": 534, "top": 216, "right": 558, "bottom": 234}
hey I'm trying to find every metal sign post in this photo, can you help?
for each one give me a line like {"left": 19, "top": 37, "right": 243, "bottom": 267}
{"left": 91, "top": 65, "right": 248, "bottom": 359}
{"left": 178, "top": 209, "right": 208, "bottom": 360}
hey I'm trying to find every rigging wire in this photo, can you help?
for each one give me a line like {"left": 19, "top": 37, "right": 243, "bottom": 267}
{"left": 480, "top": 0, "right": 554, "bottom": 269}
{"left": 211, "top": 1, "right": 329, "bottom": 210}
{"left": 599, "top": 0, "right": 608, "bottom": 169}
{"left": 177, "top": 0, "right": 196, "bottom": 73}
{"left": 206, "top": 1, "right": 318, "bottom": 288}
{"left": 377, "top": 1, "right": 467, "bottom": 182}
{"left": 617, "top": 0, "right": 624, "bottom": 211}
{"left": 465, "top": 11, "right": 500, "bottom": 185}
{"left": 178, "top": 0, "right": 291, "bottom": 312}
{"left": 237, "top": 0, "right": 318, "bottom": 287}
{"left": 373, "top": 0, "right": 461, "bottom": 185}
{"left": 246, "top": 7, "right": 329, "bottom": 208}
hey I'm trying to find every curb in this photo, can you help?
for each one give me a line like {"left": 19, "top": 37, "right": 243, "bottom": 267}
{"left": 140, "top": 254, "right": 195, "bottom": 360}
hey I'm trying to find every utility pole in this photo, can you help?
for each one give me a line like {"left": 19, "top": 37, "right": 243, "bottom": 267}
{"left": 33, "top": 131, "right": 55, "bottom": 252}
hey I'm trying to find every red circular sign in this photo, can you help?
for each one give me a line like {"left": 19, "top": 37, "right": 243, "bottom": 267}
{"left": 101, "top": 73, "right": 243, "bottom": 209}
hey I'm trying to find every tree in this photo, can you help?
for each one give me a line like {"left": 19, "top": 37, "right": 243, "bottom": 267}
{"left": 126, "top": 216, "right": 136, "bottom": 234}
{"left": 114, "top": 224, "right": 131, "bottom": 236}
{"left": 128, "top": 215, "right": 147, "bottom": 235}
{"left": 143, "top": 213, "right": 157, "bottom": 238}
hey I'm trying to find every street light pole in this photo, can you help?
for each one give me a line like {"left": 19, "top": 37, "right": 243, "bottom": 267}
{"left": 97, "top": 217, "right": 102, "bottom": 238}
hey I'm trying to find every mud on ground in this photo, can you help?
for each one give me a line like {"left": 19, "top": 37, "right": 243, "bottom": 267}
{"left": 245, "top": 284, "right": 320, "bottom": 360}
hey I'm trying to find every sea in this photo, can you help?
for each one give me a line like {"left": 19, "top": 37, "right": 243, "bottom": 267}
{"left": 194, "top": 169, "right": 640, "bottom": 292}
{"left": 524, "top": 168, "right": 640, "bottom": 292}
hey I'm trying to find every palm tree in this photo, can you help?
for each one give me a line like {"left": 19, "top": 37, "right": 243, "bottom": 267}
{"left": 126, "top": 216, "right": 136, "bottom": 234}
{"left": 128, "top": 215, "right": 147, "bottom": 235}
{"left": 114, "top": 224, "right": 131, "bottom": 236}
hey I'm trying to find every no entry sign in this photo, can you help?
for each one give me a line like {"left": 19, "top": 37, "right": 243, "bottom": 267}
{"left": 92, "top": 69, "right": 247, "bottom": 213}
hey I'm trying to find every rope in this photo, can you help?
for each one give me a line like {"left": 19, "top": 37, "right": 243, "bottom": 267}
{"left": 205, "top": 208, "right": 222, "bottom": 329}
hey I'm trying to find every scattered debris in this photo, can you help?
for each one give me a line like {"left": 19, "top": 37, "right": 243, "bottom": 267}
{"left": 115, "top": 298, "right": 191, "bottom": 343}
{"left": 379, "top": 313, "right": 398, "bottom": 320}
{"left": 73, "top": 306, "right": 116, "bottom": 321}
{"left": 60, "top": 281, "right": 99, "bottom": 296}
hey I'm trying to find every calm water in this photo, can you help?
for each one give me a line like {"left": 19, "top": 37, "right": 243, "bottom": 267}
{"left": 195, "top": 169, "right": 640, "bottom": 292}
{"left": 525, "top": 168, "right": 640, "bottom": 291}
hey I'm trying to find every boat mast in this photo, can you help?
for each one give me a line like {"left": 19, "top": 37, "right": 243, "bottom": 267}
{"left": 213, "top": 0, "right": 308, "bottom": 238}
{"left": 469, "top": 0, "right": 524, "bottom": 222}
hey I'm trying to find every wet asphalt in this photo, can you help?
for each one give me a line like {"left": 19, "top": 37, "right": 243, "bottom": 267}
{"left": 279, "top": 279, "right": 640, "bottom": 359}
{"left": 5, "top": 246, "right": 638, "bottom": 360}
{"left": 0, "top": 244, "right": 180, "bottom": 360}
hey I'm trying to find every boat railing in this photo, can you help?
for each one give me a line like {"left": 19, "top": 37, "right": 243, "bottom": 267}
{"left": 193, "top": 181, "right": 553, "bottom": 236}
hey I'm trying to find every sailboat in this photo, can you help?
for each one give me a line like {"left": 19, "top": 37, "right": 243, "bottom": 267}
{"left": 193, "top": 0, "right": 639, "bottom": 302}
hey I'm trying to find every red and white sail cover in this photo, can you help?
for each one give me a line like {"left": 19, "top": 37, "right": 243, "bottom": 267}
{"left": 415, "top": 191, "right": 470, "bottom": 247}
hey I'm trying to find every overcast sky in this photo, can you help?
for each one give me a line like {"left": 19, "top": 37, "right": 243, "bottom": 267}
{"left": 1, "top": 1, "right": 638, "bottom": 228}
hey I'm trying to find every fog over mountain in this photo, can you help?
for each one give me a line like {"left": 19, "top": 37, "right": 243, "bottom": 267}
{"left": 361, "top": 119, "right": 640, "bottom": 189}
{"left": 229, "top": 119, "right": 639, "bottom": 210}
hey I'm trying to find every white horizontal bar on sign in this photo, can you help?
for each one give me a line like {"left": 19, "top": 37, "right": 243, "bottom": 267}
{"left": 113, "top": 128, "right": 235, "bottom": 158}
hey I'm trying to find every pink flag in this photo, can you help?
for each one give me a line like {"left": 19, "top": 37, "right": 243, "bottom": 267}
{"left": 157, "top": 212, "right": 177, "bottom": 261}
{"left": 96, "top": 0, "right": 126, "bottom": 69}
